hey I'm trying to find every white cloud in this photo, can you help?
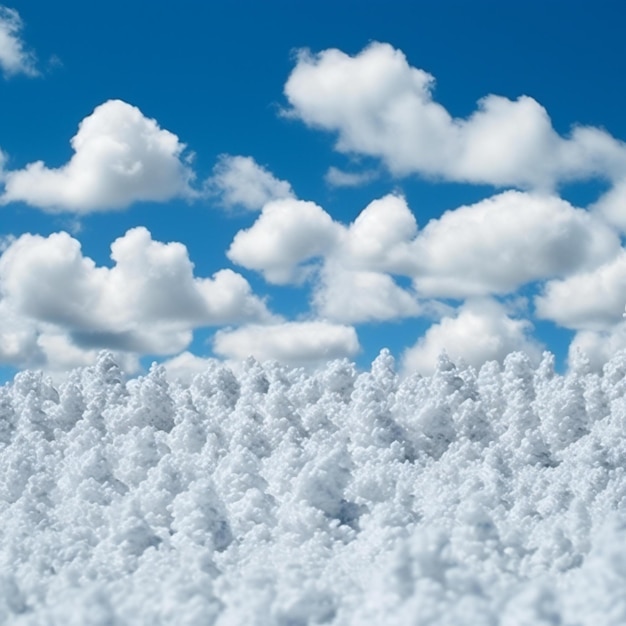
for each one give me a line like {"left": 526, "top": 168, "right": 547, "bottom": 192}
{"left": 567, "top": 327, "right": 626, "bottom": 372}
{"left": 35, "top": 332, "right": 141, "bottom": 379}
{"left": 0, "top": 227, "right": 272, "bottom": 369}
{"left": 0, "top": 300, "right": 41, "bottom": 366}
{"left": 213, "top": 321, "right": 360, "bottom": 365}
{"left": 591, "top": 180, "right": 626, "bottom": 232}
{"left": 207, "top": 154, "right": 294, "bottom": 211}
{"left": 339, "top": 194, "right": 418, "bottom": 274}
{"left": 226, "top": 193, "right": 418, "bottom": 287}
{"left": 535, "top": 251, "right": 626, "bottom": 331}
{"left": 0, "top": 147, "right": 7, "bottom": 179}
{"left": 0, "top": 100, "right": 195, "bottom": 213}
{"left": 411, "top": 191, "right": 619, "bottom": 298}
{"left": 324, "top": 166, "right": 378, "bottom": 188}
{"left": 161, "top": 351, "right": 217, "bottom": 384}
{"left": 0, "top": 6, "right": 38, "bottom": 78}
{"left": 313, "top": 264, "right": 421, "bottom": 323}
{"left": 402, "top": 299, "right": 542, "bottom": 375}
{"left": 285, "top": 43, "right": 626, "bottom": 189}
{"left": 225, "top": 189, "right": 619, "bottom": 329}
{"left": 227, "top": 198, "right": 341, "bottom": 284}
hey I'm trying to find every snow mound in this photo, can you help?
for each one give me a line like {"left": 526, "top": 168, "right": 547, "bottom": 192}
{"left": 1, "top": 349, "right": 626, "bottom": 624}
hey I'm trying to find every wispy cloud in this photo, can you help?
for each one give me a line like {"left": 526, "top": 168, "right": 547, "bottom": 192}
{"left": 206, "top": 154, "right": 294, "bottom": 211}
{"left": 325, "top": 166, "right": 379, "bottom": 188}
{"left": 0, "top": 6, "right": 38, "bottom": 78}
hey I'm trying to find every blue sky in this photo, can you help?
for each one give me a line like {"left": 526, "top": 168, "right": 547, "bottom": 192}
{"left": 1, "top": 0, "right": 625, "bottom": 381}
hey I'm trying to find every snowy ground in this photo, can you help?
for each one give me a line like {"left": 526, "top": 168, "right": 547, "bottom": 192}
{"left": 1, "top": 349, "right": 626, "bottom": 624}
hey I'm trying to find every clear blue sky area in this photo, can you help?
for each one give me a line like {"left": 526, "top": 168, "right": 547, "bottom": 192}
{"left": 0, "top": 0, "right": 625, "bottom": 381}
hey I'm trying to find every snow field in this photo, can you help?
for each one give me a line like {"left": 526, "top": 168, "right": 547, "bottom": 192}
{"left": 1, "top": 350, "right": 626, "bottom": 624}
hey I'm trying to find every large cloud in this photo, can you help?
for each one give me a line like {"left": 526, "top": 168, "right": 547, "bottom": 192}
{"left": 284, "top": 43, "right": 626, "bottom": 189}
{"left": 410, "top": 191, "right": 619, "bottom": 298}
{"left": 0, "top": 6, "right": 37, "bottom": 78}
{"left": 213, "top": 321, "right": 360, "bottom": 365}
{"left": 0, "top": 100, "right": 195, "bottom": 213}
{"left": 227, "top": 191, "right": 618, "bottom": 319}
{"left": 207, "top": 155, "right": 294, "bottom": 211}
{"left": 0, "top": 227, "right": 272, "bottom": 369}
{"left": 402, "top": 299, "right": 542, "bottom": 375}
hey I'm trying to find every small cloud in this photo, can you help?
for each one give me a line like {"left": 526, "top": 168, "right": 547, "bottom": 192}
{"left": 213, "top": 321, "right": 360, "bottom": 365}
{"left": 161, "top": 351, "right": 218, "bottom": 384}
{"left": 46, "top": 54, "right": 63, "bottom": 71}
{"left": 567, "top": 326, "right": 626, "bottom": 371}
{"left": 206, "top": 154, "right": 294, "bottom": 211}
{"left": 313, "top": 263, "right": 422, "bottom": 323}
{"left": 0, "top": 6, "right": 38, "bottom": 78}
{"left": 325, "top": 166, "right": 378, "bottom": 188}
{"left": 227, "top": 197, "right": 340, "bottom": 284}
{"left": 535, "top": 251, "right": 626, "bottom": 331}
{"left": 402, "top": 298, "right": 542, "bottom": 375}
{"left": 0, "top": 99, "right": 196, "bottom": 213}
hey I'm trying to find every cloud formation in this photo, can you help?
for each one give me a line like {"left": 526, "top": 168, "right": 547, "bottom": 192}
{"left": 213, "top": 321, "right": 360, "bottom": 365}
{"left": 402, "top": 299, "right": 542, "bottom": 375}
{"left": 567, "top": 326, "right": 626, "bottom": 371}
{"left": 227, "top": 198, "right": 340, "bottom": 284}
{"left": 324, "top": 166, "right": 378, "bottom": 188}
{"left": 313, "top": 264, "right": 422, "bottom": 323}
{"left": 0, "top": 227, "right": 271, "bottom": 370}
{"left": 535, "top": 252, "right": 626, "bottom": 331}
{"left": 227, "top": 191, "right": 618, "bottom": 321}
{"left": 285, "top": 43, "right": 626, "bottom": 189}
{"left": 410, "top": 191, "right": 618, "bottom": 298}
{"left": 207, "top": 155, "right": 294, "bottom": 211}
{"left": 1, "top": 100, "right": 195, "bottom": 213}
{"left": 0, "top": 6, "right": 38, "bottom": 77}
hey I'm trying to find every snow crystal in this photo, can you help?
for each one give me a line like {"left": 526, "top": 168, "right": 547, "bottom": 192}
{"left": 1, "top": 349, "right": 626, "bottom": 624}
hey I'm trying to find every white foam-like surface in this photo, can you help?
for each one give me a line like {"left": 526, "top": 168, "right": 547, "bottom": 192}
{"left": 1, "top": 350, "right": 626, "bottom": 624}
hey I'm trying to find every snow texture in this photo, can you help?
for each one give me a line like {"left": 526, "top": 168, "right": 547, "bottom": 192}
{"left": 1, "top": 349, "right": 626, "bottom": 624}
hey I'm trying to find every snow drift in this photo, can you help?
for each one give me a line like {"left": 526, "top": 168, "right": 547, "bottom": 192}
{"left": 1, "top": 349, "right": 626, "bottom": 624}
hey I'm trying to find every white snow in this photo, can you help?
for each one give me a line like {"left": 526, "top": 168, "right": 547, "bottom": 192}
{"left": 1, "top": 349, "right": 626, "bottom": 624}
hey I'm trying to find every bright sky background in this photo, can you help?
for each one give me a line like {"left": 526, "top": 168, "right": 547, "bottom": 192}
{"left": 1, "top": 0, "right": 625, "bottom": 381}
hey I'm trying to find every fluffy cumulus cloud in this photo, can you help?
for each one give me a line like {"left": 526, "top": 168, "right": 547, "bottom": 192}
{"left": 0, "top": 227, "right": 271, "bottom": 370}
{"left": 284, "top": 42, "right": 626, "bottom": 188}
{"left": 591, "top": 180, "right": 626, "bottom": 233}
{"left": 535, "top": 252, "right": 626, "bottom": 331}
{"left": 411, "top": 191, "right": 619, "bottom": 298}
{"left": 227, "top": 191, "right": 619, "bottom": 324}
{"left": 0, "top": 6, "right": 38, "bottom": 77}
{"left": 161, "top": 351, "right": 220, "bottom": 383}
{"left": 227, "top": 198, "right": 341, "bottom": 284}
{"left": 207, "top": 154, "right": 294, "bottom": 210}
{"left": 313, "top": 264, "right": 422, "bottom": 323}
{"left": 339, "top": 194, "right": 418, "bottom": 274}
{"left": 567, "top": 327, "right": 626, "bottom": 371}
{"left": 402, "top": 299, "right": 542, "bottom": 375}
{"left": 213, "top": 321, "right": 360, "bottom": 364}
{"left": 0, "top": 100, "right": 195, "bottom": 213}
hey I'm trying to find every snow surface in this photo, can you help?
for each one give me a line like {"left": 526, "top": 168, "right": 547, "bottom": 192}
{"left": 1, "top": 349, "right": 626, "bottom": 624}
